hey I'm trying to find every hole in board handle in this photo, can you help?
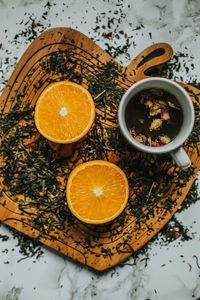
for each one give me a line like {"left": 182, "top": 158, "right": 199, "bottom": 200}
{"left": 137, "top": 48, "right": 165, "bottom": 69}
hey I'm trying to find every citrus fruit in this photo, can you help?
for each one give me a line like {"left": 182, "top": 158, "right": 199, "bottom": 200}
{"left": 66, "top": 160, "right": 129, "bottom": 224}
{"left": 34, "top": 81, "right": 95, "bottom": 144}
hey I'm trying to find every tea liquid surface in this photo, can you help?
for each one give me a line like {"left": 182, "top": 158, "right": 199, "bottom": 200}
{"left": 125, "top": 88, "right": 183, "bottom": 146}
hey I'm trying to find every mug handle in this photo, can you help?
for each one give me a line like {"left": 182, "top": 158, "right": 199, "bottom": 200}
{"left": 170, "top": 147, "right": 191, "bottom": 169}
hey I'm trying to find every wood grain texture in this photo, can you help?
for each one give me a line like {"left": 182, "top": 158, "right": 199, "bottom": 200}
{"left": 0, "top": 27, "right": 199, "bottom": 271}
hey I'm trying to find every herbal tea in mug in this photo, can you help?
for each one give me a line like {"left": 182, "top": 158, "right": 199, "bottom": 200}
{"left": 125, "top": 88, "right": 183, "bottom": 147}
{"left": 119, "top": 78, "right": 194, "bottom": 169}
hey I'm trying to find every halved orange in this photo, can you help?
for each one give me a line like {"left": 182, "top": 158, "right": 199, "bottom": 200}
{"left": 34, "top": 81, "right": 95, "bottom": 144}
{"left": 66, "top": 160, "right": 129, "bottom": 224}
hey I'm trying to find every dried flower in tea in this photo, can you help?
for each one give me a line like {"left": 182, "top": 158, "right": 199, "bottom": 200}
{"left": 126, "top": 88, "right": 183, "bottom": 147}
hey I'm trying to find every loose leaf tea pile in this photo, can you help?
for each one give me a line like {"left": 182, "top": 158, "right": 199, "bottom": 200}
{"left": 0, "top": 37, "right": 200, "bottom": 268}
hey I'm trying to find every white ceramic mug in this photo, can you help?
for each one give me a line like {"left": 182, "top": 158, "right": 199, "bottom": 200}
{"left": 118, "top": 78, "right": 195, "bottom": 169}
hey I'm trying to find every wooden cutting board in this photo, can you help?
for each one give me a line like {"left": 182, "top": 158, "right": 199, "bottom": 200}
{"left": 0, "top": 27, "right": 200, "bottom": 271}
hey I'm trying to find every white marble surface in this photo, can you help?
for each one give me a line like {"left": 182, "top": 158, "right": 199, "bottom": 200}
{"left": 0, "top": 0, "right": 200, "bottom": 299}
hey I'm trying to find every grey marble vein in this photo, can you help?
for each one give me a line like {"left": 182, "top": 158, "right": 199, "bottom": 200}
{"left": 2, "top": 287, "right": 23, "bottom": 300}
{"left": 0, "top": 0, "right": 5, "bottom": 7}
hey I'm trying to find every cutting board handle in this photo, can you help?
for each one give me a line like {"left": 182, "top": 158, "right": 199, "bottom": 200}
{"left": 127, "top": 43, "right": 173, "bottom": 81}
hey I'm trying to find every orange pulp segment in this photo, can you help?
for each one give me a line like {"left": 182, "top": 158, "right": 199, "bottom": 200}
{"left": 34, "top": 81, "right": 95, "bottom": 144}
{"left": 66, "top": 160, "right": 129, "bottom": 224}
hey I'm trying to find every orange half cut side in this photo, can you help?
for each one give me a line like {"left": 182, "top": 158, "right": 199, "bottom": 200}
{"left": 34, "top": 81, "right": 95, "bottom": 144}
{"left": 66, "top": 160, "right": 129, "bottom": 224}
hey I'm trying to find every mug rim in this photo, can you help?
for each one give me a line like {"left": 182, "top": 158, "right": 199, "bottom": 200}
{"left": 118, "top": 77, "right": 195, "bottom": 154}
